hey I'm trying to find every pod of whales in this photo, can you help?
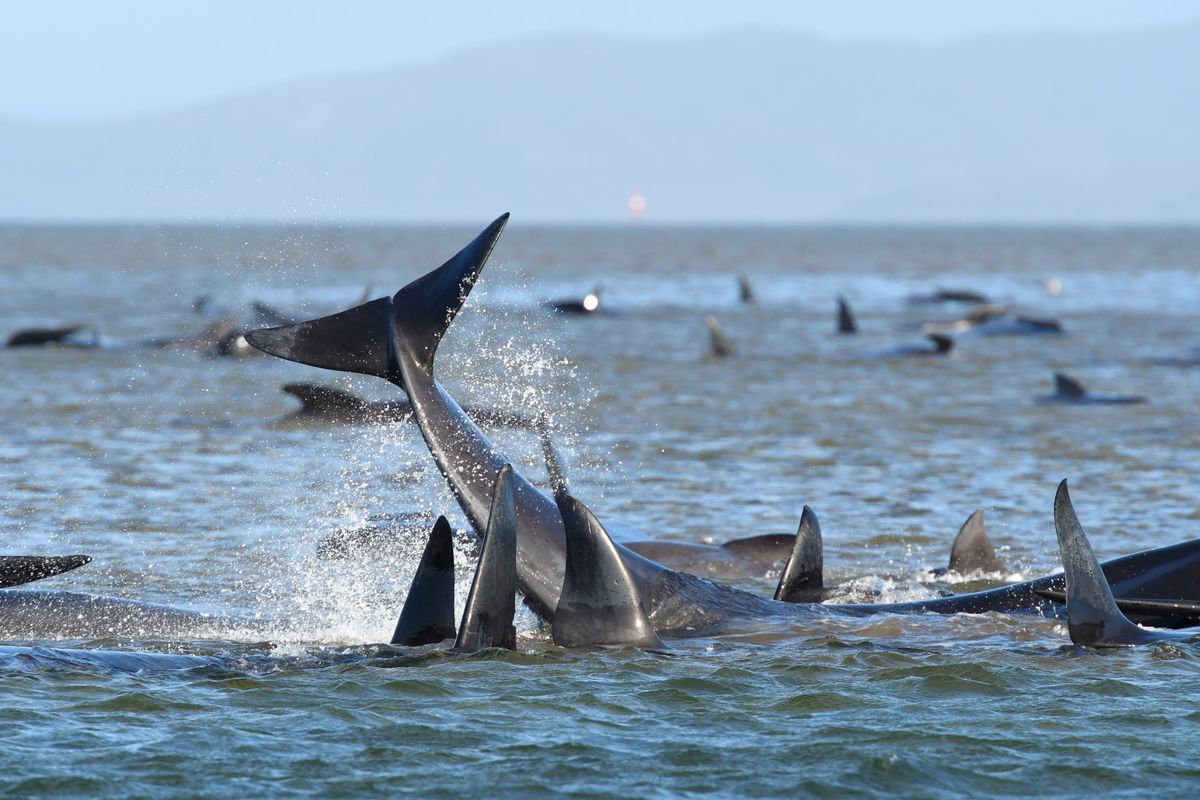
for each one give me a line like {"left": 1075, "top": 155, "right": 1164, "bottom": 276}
{"left": 246, "top": 214, "right": 1200, "bottom": 645}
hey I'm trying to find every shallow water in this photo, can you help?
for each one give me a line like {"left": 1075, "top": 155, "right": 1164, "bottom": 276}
{"left": 1, "top": 223, "right": 1199, "bottom": 797}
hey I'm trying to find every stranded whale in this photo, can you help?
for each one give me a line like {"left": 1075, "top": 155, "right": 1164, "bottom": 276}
{"left": 1040, "top": 372, "right": 1147, "bottom": 405}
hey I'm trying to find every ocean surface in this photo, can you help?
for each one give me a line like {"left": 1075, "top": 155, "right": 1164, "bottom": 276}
{"left": 1, "top": 223, "right": 1198, "bottom": 798}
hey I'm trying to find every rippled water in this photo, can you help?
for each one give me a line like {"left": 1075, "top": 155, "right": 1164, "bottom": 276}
{"left": 1, "top": 224, "right": 1199, "bottom": 797}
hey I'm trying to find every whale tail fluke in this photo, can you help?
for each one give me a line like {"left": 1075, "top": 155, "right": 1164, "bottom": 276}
{"left": 947, "top": 510, "right": 1005, "bottom": 575}
{"left": 774, "top": 506, "right": 824, "bottom": 603}
{"left": 1053, "top": 480, "right": 1153, "bottom": 646}
{"left": 246, "top": 214, "right": 510, "bottom": 388}
{"left": 454, "top": 465, "right": 519, "bottom": 652}
{"left": 391, "top": 517, "right": 457, "bottom": 646}
{"left": 552, "top": 491, "right": 664, "bottom": 649}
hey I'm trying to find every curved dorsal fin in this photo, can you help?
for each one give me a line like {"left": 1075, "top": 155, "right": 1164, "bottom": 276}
{"left": 454, "top": 465, "right": 518, "bottom": 651}
{"left": 837, "top": 296, "right": 857, "bottom": 334}
{"left": 1053, "top": 480, "right": 1154, "bottom": 645}
{"left": 390, "top": 517, "right": 456, "bottom": 646}
{"left": 552, "top": 491, "right": 664, "bottom": 649}
{"left": 774, "top": 506, "right": 824, "bottom": 603}
{"left": 947, "top": 509, "right": 1005, "bottom": 574}
{"left": 1054, "top": 372, "right": 1087, "bottom": 399}
{"left": 0, "top": 555, "right": 91, "bottom": 588}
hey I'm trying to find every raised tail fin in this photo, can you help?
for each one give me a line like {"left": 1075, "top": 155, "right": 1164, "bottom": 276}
{"left": 246, "top": 214, "right": 509, "bottom": 387}
{"left": 454, "top": 465, "right": 518, "bottom": 652}
{"left": 552, "top": 491, "right": 664, "bottom": 649}
{"left": 947, "top": 510, "right": 1005, "bottom": 575}
{"left": 390, "top": 517, "right": 457, "bottom": 646}
{"left": 1053, "top": 480, "right": 1155, "bottom": 646}
{"left": 774, "top": 506, "right": 824, "bottom": 603}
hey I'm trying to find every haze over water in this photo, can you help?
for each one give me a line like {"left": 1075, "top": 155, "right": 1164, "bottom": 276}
{"left": 1, "top": 223, "right": 1198, "bottom": 796}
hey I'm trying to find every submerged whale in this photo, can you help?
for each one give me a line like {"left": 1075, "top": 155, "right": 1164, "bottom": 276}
{"left": 246, "top": 215, "right": 1200, "bottom": 638}
{"left": 1040, "top": 372, "right": 1147, "bottom": 405}
{"left": 874, "top": 333, "right": 954, "bottom": 359}
{"left": 278, "top": 383, "right": 536, "bottom": 429}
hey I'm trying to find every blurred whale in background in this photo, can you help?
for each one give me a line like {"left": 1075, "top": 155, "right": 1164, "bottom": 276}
{"left": 907, "top": 288, "right": 991, "bottom": 305}
{"left": 837, "top": 296, "right": 857, "bottom": 334}
{"left": 1040, "top": 372, "right": 1147, "bottom": 405}
{"left": 278, "top": 383, "right": 536, "bottom": 429}
{"left": 546, "top": 287, "right": 603, "bottom": 315}
{"left": 875, "top": 333, "right": 954, "bottom": 358}
{"left": 703, "top": 315, "right": 736, "bottom": 358}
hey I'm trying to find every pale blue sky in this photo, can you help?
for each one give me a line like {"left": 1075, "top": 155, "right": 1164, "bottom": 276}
{"left": 4, "top": 0, "right": 1199, "bottom": 121}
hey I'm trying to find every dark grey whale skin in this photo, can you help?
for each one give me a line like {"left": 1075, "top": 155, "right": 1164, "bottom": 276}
{"left": 245, "top": 215, "right": 1200, "bottom": 636}
{"left": 0, "top": 589, "right": 257, "bottom": 640}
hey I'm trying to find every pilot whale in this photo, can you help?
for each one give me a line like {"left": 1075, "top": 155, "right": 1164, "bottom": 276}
{"left": 246, "top": 215, "right": 1200, "bottom": 637}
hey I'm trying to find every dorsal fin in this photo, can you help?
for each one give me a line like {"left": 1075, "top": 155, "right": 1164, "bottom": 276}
{"left": 1054, "top": 372, "right": 1087, "bottom": 399}
{"left": 281, "top": 383, "right": 370, "bottom": 416}
{"left": 454, "top": 465, "right": 518, "bottom": 651}
{"left": 390, "top": 517, "right": 457, "bottom": 646}
{"left": 6, "top": 325, "right": 86, "bottom": 347}
{"left": 774, "top": 506, "right": 824, "bottom": 603}
{"left": 704, "top": 315, "right": 735, "bottom": 357}
{"left": 837, "top": 296, "right": 857, "bottom": 334}
{"left": 1053, "top": 480, "right": 1152, "bottom": 645}
{"left": 246, "top": 214, "right": 509, "bottom": 386}
{"left": 738, "top": 274, "right": 755, "bottom": 303}
{"left": 947, "top": 510, "right": 1005, "bottom": 574}
{"left": 928, "top": 333, "right": 954, "bottom": 353}
{"left": 552, "top": 491, "right": 664, "bottom": 649}
{"left": 537, "top": 418, "right": 569, "bottom": 495}
{"left": 0, "top": 555, "right": 92, "bottom": 588}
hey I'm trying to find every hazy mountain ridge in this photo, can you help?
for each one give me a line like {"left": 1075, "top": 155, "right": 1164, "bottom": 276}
{"left": 4, "top": 25, "right": 1199, "bottom": 222}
